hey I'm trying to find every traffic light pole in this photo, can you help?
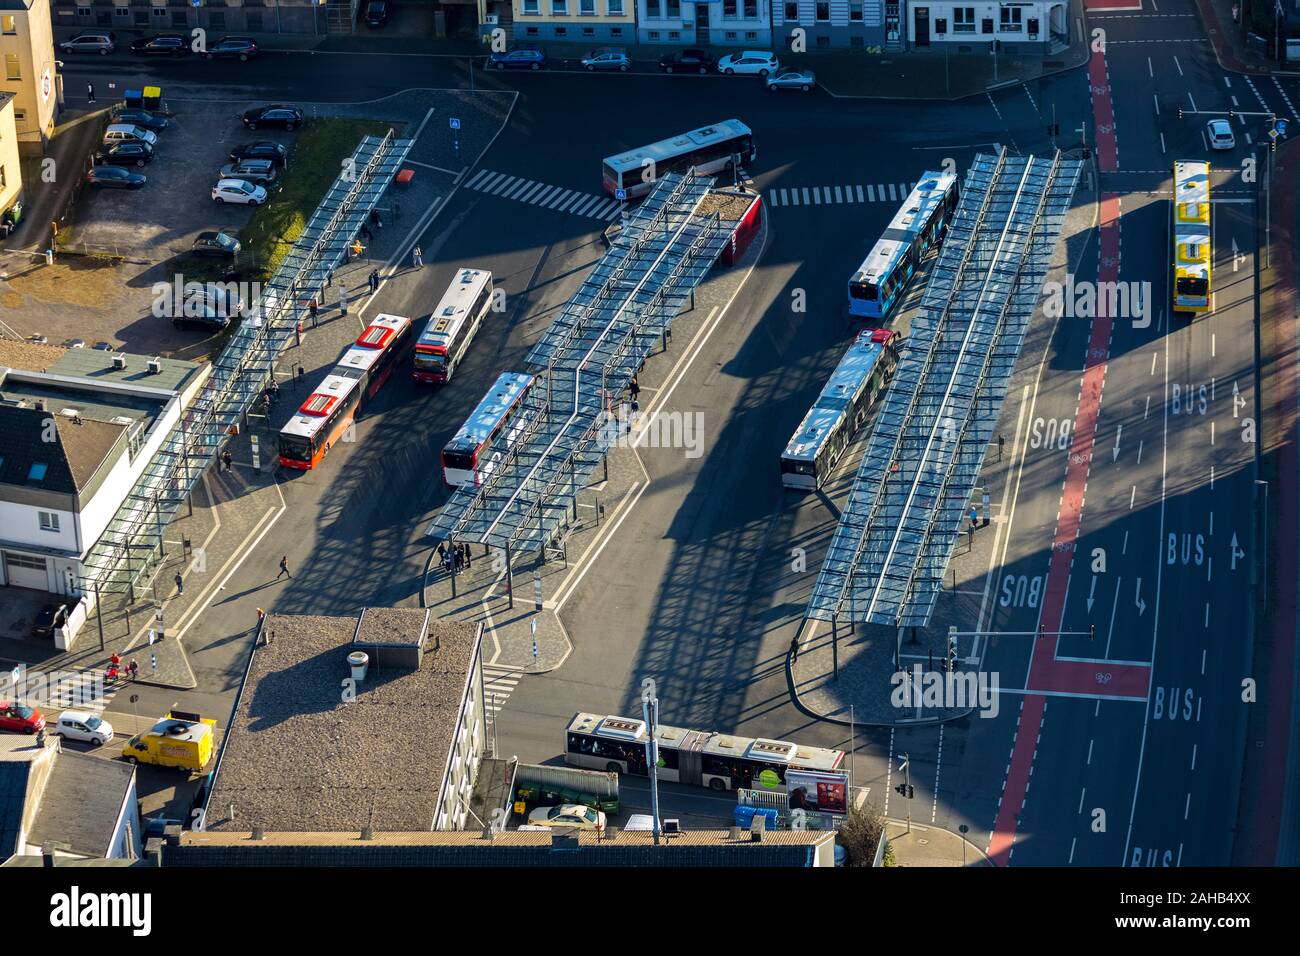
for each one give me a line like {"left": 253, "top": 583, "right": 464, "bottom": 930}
{"left": 903, "top": 752, "right": 912, "bottom": 834}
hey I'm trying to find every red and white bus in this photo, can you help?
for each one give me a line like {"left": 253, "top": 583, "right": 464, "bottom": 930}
{"left": 413, "top": 268, "right": 494, "bottom": 384}
{"left": 278, "top": 313, "right": 413, "bottom": 470}
{"left": 441, "top": 371, "right": 535, "bottom": 487}
{"left": 601, "top": 120, "right": 755, "bottom": 200}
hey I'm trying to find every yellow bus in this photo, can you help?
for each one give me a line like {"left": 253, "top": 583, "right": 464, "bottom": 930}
{"left": 1172, "top": 160, "right": 1211, "bottom": 315}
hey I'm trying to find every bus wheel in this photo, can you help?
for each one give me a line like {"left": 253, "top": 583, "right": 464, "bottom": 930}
{"left": 606, "top": 762, "right": 621, "bottom": 774}
{"left": 709, "top": 778, "right": 726, "bottom": 791}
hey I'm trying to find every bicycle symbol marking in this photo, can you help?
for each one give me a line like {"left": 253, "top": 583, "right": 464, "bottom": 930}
{"left": 1095, "top": 672, "right": 1113, "bottom": 684}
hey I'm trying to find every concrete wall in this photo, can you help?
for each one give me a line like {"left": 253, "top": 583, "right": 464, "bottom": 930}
{"left": 0, "top": 0, "right": 58, "bottom": 146}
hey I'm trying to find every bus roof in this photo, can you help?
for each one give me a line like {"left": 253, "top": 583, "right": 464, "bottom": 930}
{"left": 416, "top": 268, "right": 492, "bottom": 353}
{"left": 336, "top": 313, "right": 411, "bottom": 375}
{"left": 602, "top": 119, "right": 752, "bottom": 174}
{"left": 850, "top": 171, "right": 958, "bottom": 286}
{"left": 444, "top": 371, "right": 535, "bottom": 455}
{"left": 1173, "top": 161, "right": 1210, "bottom": 281}
{"left": 280, "top": 368, "right": 363, "bottom": 440}
{"left": 783, "top": 330, "right": 894, "bottom": 463}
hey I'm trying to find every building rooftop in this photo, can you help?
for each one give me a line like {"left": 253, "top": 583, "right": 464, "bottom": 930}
{"left": 204, "top": 612, "right": 481, "bottom": 835}
{"left": 47, "top": 349, "right": 201, "bottom": 396}
{"left": 24, "top": 751, "right": 134, "bottom": 859}
{"left": 0, "top": 405, "right": 126, "bottom": 496}
{"left": 354, "top": 606, "right": 430, "bottom": 648}
{"left": 166, "top": 828, "right": 834, "bottom": 868}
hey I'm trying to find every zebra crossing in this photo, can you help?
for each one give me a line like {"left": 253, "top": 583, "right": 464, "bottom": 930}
{"left": 482, "top": 664, "right": 523, "bottom": 749}
{"left": 463, "top": 169, "right": 624, "bottom": 220}
{"left": 766, "top": 182, "right": 918, "bottom": 208}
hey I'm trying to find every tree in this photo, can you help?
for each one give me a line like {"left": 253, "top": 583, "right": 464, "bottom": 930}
{"left": 837, "top": 802, "right": 886, "bottom": 867}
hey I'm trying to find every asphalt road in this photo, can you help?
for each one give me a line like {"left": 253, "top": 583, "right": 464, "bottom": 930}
{"left": 50, "top": 19, "right": 1295, "bottom": 852}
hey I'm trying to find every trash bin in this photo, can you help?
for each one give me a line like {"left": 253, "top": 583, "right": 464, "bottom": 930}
{"left": 123, "top": 89, "right": 143, "bottom": 109}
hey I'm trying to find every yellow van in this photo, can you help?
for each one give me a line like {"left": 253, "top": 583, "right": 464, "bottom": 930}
{"left": 121, "top": 710, "right": 215, "bottom": 772}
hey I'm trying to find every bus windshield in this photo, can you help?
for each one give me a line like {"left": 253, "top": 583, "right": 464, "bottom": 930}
{"left": 1176, "top": 276, "right": 1208, "bottom": 297}
{"left": 279, "top": 433, "right": 313, "bottom": 463}
{"left": 414, "top": 349, "right": 446, "bottom": 372}
{"left": 443, "top": 449, "right": 475, "bottom": 473}
{"left": 849, "top": 281, "right": 877, "bottom": 301}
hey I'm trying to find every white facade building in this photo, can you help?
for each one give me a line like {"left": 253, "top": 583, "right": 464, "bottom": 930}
{"left": 771, "top": 0, "right": 890, "bottom": 49}
{"left": 637, "top": 0, "right": 772, "bottom": 48}
{"left": 906, "top": 1, "right": 1069, "bottom": 53}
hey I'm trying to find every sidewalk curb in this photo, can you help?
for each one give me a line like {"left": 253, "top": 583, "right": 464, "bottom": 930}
{"left": 884, "top": 818, "right": 995, "bottom": 866}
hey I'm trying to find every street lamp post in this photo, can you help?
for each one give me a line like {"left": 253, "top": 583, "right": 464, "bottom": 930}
{"left": 641, "top": 678, "right": 662, "bottom": 846}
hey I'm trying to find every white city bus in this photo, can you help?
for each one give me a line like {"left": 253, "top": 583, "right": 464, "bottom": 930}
{"left": 847, "top": 171, "right": 959, "bottom": 319}
{"left": 601, "top": 120, "right": 755, "bottom": 199}
{"left": 781, "top": 328, "right": 900, "bottom": 490}
{"left": 414, "top": 268, "right": 494, "bottom": 384}
{"left": 441, "top": 371, "right": 536, "bottom": 487}
{"left": 1171, "top": 160, "right": 1211, "bottom": 316}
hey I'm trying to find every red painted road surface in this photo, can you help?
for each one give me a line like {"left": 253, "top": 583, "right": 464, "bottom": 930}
{"left": 1085, "top": 0, "right": 1144, "bottom": 9}
{"left": 1087, "top": 50, "right": 1119, "bottom": 174}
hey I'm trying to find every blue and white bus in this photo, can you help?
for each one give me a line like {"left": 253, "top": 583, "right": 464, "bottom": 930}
{"left": 847, "top": 171, "right": 959, "bottom": 320}
{"left": 780, "top": 328, "right": 900, "bottom": 490}
{"left": 441, "top": 371, "right": 536, "bottom": 487}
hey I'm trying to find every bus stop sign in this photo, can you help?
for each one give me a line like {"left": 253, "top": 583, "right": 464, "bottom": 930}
{"left": 449, "top": 117, "right": 461, "bottom": 130}
{"left": 1277, "top": 119, "right": 1288, "bottom": 138}
{"left": 615, "top": 188, "right": 627, "bottom": 201}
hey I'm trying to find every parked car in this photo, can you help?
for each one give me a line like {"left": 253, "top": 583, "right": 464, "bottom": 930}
{"left": 489, "top": 46, "right": 546, "bottom": 71}
{"left": 364, "top": 0, "right": 393, "bottom": 26}
{"left": 109, "top": 108, "right": 168, "bottom": 132}
{"left": 658, "top": 48, "right": 714, "bottom": 74}
{"left": 86, "top": 166, "right": 146, "bottom": 189}
{"left": 32, "top": 602, "right": 69, "bottom": 638}
{"left": 57, "top": 31, "right": 115, "bottom": 55}
{"left": 129, "top": 34, "right": 189, "bottom": 57}
{"left": 527, "top": 803, "right": 606, "bottom": 831}
{"left": 53, "top": 711, "right": 114, "bottom": 747}
{"left": 0, "top": 702, "right": 44, "bottom": 735}
{"left": 103, "top": 123, "right": 158, "bottom": 148}
{"left": 190, "top": 230, "right": 242, "bottom": 258}
{"left": 182, "top": 285, "right": 243, "bottom": 318}
{"left": 228, "top": 141, "right": 289, "bottom": 168}
{"left": 205, "top": 36, "right": 260, "bottom": 61}
{"left": 94, "top": 141, "right": 153, "bottom": 167}
{"left": 1206, "top": 118, "right": 1235, "bottom": 150}
{"left": 717, "top": 51, "right": 780, "bottom": 76}
{"left": 218, "top": 159, "right": 280, "bottom": 187}
{"left": 765, "top": 69, "right": 816, "bottom": 92}
{"left": 581, "top": 48, "right": 631, "bottom": 72}
{"left": 212, "top": 178, "right": 267, "bottom": 206}
{"left": 173, "top": 311, "right": 230, "bottom": 333}
{"left": 241, "top": 105, "right": 303, "bottom": 130}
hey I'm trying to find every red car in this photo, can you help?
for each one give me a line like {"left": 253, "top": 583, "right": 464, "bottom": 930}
{"left": 0, "top": 702, "right": 45, "bottom": 734}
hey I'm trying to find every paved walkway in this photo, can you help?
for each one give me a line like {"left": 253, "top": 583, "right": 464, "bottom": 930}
{"left": 1193, "top": 0, "right": 1283, "bottom": 74}
{"left": 884, "top": 819, "right": 993, "bottom": 866}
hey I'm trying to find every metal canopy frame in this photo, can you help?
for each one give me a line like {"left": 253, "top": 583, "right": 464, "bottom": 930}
{"left": 808, "top": 149, "right": 1082, "bottom": 629}
{"left": 77, "top": 132, "right": 416, "bottom": 598}
{"left": 428, "top": 171, "right": 733, "bottom": 556}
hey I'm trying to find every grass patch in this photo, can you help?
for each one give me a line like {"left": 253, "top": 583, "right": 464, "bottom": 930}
{"left": 239, "top": 118, "right": 395, "bottom": 282}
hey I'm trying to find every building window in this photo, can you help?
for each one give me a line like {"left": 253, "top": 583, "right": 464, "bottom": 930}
{"left": 953, "top": 7, "right": 976, "bottom": 32}
{"left": 580, "top": 0, "right": 594, "bottom": 13}
{"left": 668, "top": 29, "right": 679, "bottom": 38}
{"left": 815, "top": 1, "right": 829, "bottom": 19}
{"left": 743, "top": 0, "right": 756, "bottom": 17}
{"left": 12, "top": 109, "right": 24, "bottom": 122}
{"left": 646, "top": 0, "right": 660, "bottom": 16}
{"left": 723, "top": 0, "right": 735, "bottom": 17}
{"left": 113, "top": 7, "right": 129, "bottom": 18}
{"left": 850, "top": 34, "right": 864, "bottom": 46}
{"left": 77, "top": 6, "right": 91, "bottom": 18}
{"left": 526, "top": 25, "right": 539, "bottom": 34}
{"left": 850, "top": 0, "right": 863, "bottom": 20}
{"left": 648, "top": 29, "right": 660, "bottom": 38}
{"left": 3, "top": 54, "right": 19, "bottom": 81}
{"left": 523, "top": 0, "right": 538, "bottom": 12}
{"left": 1000, "top": 6, "right": 1022, "bottom": 31}
{"left": 554, "top": 24, "right": 567, "bottom": 35}
{"left": 551, "top": 0, "right": 566, "bottom": 13}
{"left": 611, "top": 25, "right": 623, "bottom": 35}
{"left": 784, "top": 1, "right": 797, "bottom": 18}
{"left": 666, "top": 0, "right": 679, "bottom": 16}
{"left": 608, "top": 0, "right": 623, "bottom": 12}
{"left": 582, "top": 25, "right": 594, "bottom": 35}
{"left": 39, "top": 511, "right": 60, "bottom": 533}
{"left": 1, "top": 15, "right": 16, "bottom": 34}
{"left": 725, "top": 30, "right": 737, "bottom": 38}
{"left": 746, "top": 30, "right": 757, "bottom": 38}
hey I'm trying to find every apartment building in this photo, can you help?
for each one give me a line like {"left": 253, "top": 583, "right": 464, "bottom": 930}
{"left": 771, "top": 0, "right": 890, "bottom": 49}
{"left": 50, "top": 0, "right": 355, "bottom": 36}
{"left": 635, "top": 0, "right": 771, "bottom": 47}
{"left": 512, "top": 0, "right": 636, "bottom": 43}
{"left": 0, "top": 0, "right": 58, "bottom": 150}
{"left": 0, "top": 91, "right": 22, "bottom": 232}
{"left": 907, "top": 1, "right": 1069, "bottom": 53}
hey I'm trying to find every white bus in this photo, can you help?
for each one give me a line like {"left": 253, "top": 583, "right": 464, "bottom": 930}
{"left": 441, "top": 371, "right": 536, "bottom": 487}
{"left": 413, "top": 268, "right": 494, "bottom": 384}
{"left": 781, "top": 328, "right": 899, "bottom": 490}
{"left": 1171, "top": 160, "right": 1211, "bottom": 316}
{"left": 601, "top": 120, "right": 755, "bottom": 199}
{"left": 847, "top": 171, "right": 959, "bottom": 319}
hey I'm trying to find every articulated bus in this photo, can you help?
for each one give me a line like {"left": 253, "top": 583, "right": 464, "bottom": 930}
{"left": 441, "top": 371, "right": 536, "bottom": 487}
{"left": 414, "top": 268, "right": 494, "bottom": 384}
{"left": 601, "top": 119, "right": 755, "bottom": 199}
{"left": 781, "top": 328, "right": 900, "bottom": 491}
{"left": 565, "top": 712, "right": 845, "bottom": 796}
{"left": 847, "top": 171, "right": 959, "bottom": 319}
{"left": 278, "top": 313, "right": 413, "bottom": 470}
{"left": 1172, "top": 160, "right": 1211, "bottom": 316}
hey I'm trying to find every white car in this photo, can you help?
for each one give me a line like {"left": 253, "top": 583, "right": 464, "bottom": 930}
{"left": 53, "top": 710, "right": 114, "bottom": 747}
{"left": 717, "top": 51, "right": 780, "bottom": 76}
{"left": 212, "top": 178, "right": 268, "bottom": 205}
{"left": 1206, "top": 118, "right": 1235, "bottom": 150}
{"left": 526, "top": 803, "right": 607, "bottom": 831}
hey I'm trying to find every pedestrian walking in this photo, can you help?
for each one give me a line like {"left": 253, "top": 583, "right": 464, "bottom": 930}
{"left": 369, "top": 269, "right": 380, "bottom": 293}
{"left": 998, "top": 433, "right": 1005, "bottom": 461}
{"left": 222, "top": 449, "right": 233, "bottom": 472}
{"left": 350, "top": 239, "right": 364, "bottom": 261}
{"left": 256, "top": 607, "right": 266, "bottom": 627}
{"left": 128, "top": 659, "right": 139, "bottom": 681}
{"left": 412, "top": 245, "right": 424, "bottom": 268}
{"left": 270, "top": 379, "right": 281, "bottom": 403}
{"left": 309, "top": 296, "right": 319, "bottom": 328}
{"left": 437, "top": 542, "right": 447, "bottom": 568}
{"left": 174, "top": 571, "right": 184, "bottom": 596}
{"left": 370, "top": 209, "right": 382, "bottom": 230}
{"left": 338, "top": 282, "right": 349, "bottom": 316}
{"left": 277, "top": 555, "right": 291, "bottom": 580}
{"left": 359, "top": 224, "right": 372, "bottom": 244}
{"left": 326, "top": 267, "right": 335, "bottom": 288}
{"left": 968, "top": 507, "right": 978, "bottom": 532}
{"left": 86, "top": 82, "right": 96, "bottom": 104}
{"left": 464, "top": 545, "right": 471, "bottom": 569}
{"left": 629, "top": 375, "right": 640, "bottom": 401}
{"left": 455, "top": 544, "right": 465, "bottom": 572}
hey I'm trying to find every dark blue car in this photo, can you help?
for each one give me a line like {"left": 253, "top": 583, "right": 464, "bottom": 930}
{"left": 490, "top": 46, "right": 546, "bottom": 71}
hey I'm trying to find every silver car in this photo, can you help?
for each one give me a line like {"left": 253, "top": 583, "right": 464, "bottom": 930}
{"left": 766, "top": 69, "right": 816, "bottom": 93}
{"left": 581, "top": 48, "right": 631, "bottom": 72}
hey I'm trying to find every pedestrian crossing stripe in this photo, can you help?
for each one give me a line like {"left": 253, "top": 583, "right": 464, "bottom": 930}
{"left": 464, "top": 169, "right": 623, "bottom": 220}
{"left": 766, "top": 183, "right": 918, "bottom": 207}
{"left": 482, "top": 664, "right": 523, "bottom": 717}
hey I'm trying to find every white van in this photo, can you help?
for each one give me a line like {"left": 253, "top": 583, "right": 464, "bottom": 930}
{"left": 103, "top": 123, "right": 158, "bottom": 147}
{"left": 53, "top": 710, "right": 114, "bottom": 747}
